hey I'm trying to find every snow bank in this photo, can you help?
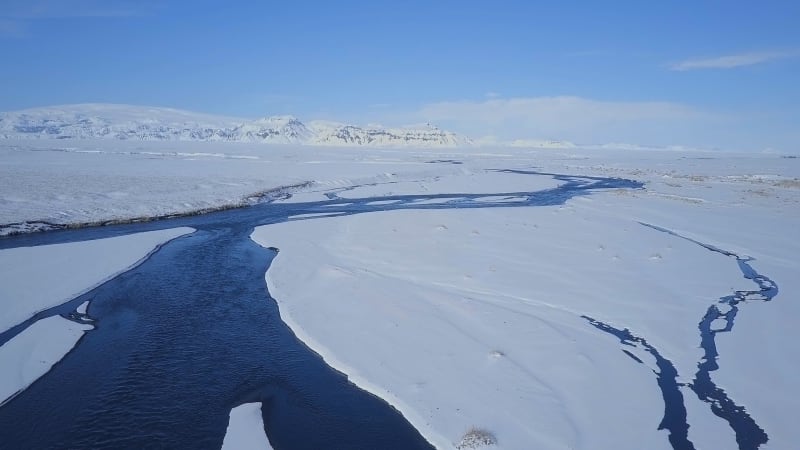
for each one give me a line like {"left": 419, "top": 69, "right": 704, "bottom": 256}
{"left": 0, "top": 227, "right": 194, "bottom": 333}
{"left": 221, "top": 403, "right": 272, "bottom": 450}
{"left": 252, "top": 164, "right": 799, "bottom": 449}
{"left": 0, "top": 315, "right": 92, "bottom": 404}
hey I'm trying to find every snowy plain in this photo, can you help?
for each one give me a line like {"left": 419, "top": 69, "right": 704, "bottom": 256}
{"left": 0, "top": 227, "right": 193, "bottom": 405}
{"left": 0, "top": 139, "right": 798, "bottom": 449}
{"left": 253, "top": 163, "right": 799, "bottom": 449}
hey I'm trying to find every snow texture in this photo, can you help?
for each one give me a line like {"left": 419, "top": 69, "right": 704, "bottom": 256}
{"left": 221, "top": 403, "right": 272, "bottom": 450}
{"left": 0, "top": 316, "right": 92, "bottom": 405}
{"left": 251, "top": 155, "right": 799, "bottom": 449}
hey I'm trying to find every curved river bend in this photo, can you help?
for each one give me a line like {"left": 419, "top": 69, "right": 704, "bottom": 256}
{"left": 5, "top": 170, "right": 767, "bottom": 449}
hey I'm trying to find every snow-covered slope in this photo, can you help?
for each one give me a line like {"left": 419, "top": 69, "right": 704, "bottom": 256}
{"left": 0, "top": 104, "right": 471, "bottom": 147}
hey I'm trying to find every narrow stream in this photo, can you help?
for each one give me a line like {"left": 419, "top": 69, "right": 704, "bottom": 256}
{"left": 640, "top": 223, "right": 777, "bottom": 450}
{"left": 0, "top": 170, "right": 643, "bottom": 449}
{"left": 582, "top": 316, "right": 694, "bottom": 450}
{"left": 586, "top": 223, "right": 779, "bottom": 450}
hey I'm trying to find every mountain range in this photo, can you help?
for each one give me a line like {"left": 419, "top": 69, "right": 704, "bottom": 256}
{"left": 0, "top": 104, "right": 473, "bottom": 147}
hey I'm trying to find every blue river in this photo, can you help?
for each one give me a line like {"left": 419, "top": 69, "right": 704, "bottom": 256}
{"left": 3, "top": 169, "right": 770, "bottom": 449}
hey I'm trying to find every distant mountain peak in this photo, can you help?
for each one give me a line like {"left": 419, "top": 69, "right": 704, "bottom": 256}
{"left": 250, "top": 115, "right": 300, "bottom": 124}
{"left": 0, "top": 104, "right": 472, "bottom": 147}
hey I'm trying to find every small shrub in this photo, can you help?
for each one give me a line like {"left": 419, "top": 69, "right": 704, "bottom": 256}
{"left": 456, "top": 427, "right": 497, "bottom": 449}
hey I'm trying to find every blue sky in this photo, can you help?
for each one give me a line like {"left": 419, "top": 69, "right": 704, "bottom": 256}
{"left": 1, "top": 0, "right": 798, "bottom": 150}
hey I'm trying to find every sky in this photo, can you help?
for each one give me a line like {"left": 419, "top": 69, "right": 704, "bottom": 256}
{"left": 0, "top": 0, "right": 798, "bottom": 151}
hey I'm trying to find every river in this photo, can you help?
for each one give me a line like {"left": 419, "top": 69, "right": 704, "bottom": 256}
{"left": 5, "top": 171, "right": 724, "bottom": 449}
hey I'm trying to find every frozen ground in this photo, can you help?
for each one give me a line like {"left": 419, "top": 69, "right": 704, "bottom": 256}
{"left": 0, "top": 139, "right": 466, "bottom": 234}
{"left": 0, "top": 227, "right": 193, "bottom": 405}
{"left": 1, "top": 139, "right": 797, "bottom": 233}
{"left": 1, "top": 139, "right": 798, "bottom": 449}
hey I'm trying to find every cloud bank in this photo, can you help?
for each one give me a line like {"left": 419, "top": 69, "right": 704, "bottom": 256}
{"left": 414, "top": 96, "right": 726, "bottom": 147}
{"left": 669, "top": 51, "right": 796, "bottom": 71}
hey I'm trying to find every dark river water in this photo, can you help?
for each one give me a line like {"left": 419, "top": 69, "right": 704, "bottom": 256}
{"left": 7, "top": 169, "right": 737, "bottom": 450}
{"left": 583, "top": 224, "right": 779, "bottom": 450}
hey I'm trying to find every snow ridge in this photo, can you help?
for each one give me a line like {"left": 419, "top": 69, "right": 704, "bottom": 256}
{"left": 0, "top": 104, "right": 472, "bottom": 147}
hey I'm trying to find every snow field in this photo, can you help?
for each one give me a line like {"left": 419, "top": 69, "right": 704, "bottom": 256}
{"left": 253, "top": 163, "right": 799, "bottom": 449}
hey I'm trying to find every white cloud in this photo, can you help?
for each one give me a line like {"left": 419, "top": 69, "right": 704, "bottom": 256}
{"left": 414, "top": 96, "right": 725, "bottom": 146}
{"left": 669, "top": 51, "right": 796, "bottom": 71}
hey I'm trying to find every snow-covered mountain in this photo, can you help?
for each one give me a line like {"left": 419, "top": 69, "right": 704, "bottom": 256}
{"left": 307, "top": 120, "right": 469, "bottom": 147}
{"left": 0, "top": 104, "right": 243, "bottom": 141}
{"left": 0, "top": 104, "right": 472, "bottom": 147}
